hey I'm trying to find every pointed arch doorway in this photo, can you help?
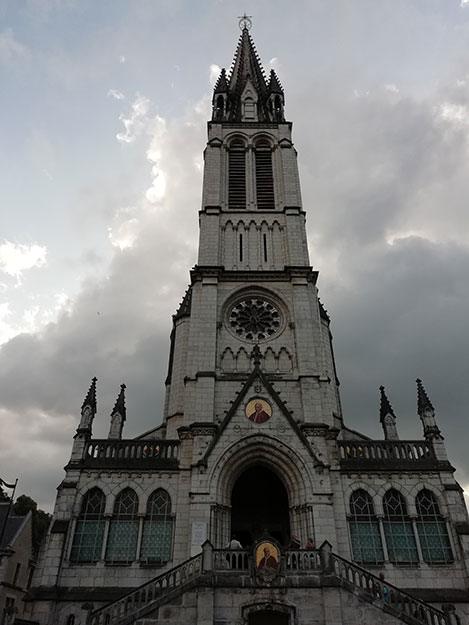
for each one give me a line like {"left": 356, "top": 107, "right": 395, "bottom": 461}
{"left": 231, "top": 465, "right": 290, "bottom": 547}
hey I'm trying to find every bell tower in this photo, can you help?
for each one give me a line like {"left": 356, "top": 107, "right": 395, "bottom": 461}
{"left": 27, "top": 17, "right": 469, "bottom": 625}
{"left": 163, "top": 18, "right": 343, "bottom": 443}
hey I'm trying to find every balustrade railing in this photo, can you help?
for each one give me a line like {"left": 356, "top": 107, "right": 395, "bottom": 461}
{"left": 338, "top": 440, "right": 436, "bottom": 464}
{"left": 213, "top": 549, "right": 250, "bottom": 571}
{"left": 285, "top": 549, "right": 321, "bottom": 571}
{"left": 330, "top": 553, "right": 448, "bottom": 625}
{"left": 82, "top": 439, "right": 179, "bottom": 467}
{"left": 87, "top": 546, "right": 451, "bottom": 625}
{"left": 89, "top": 553, "right": 202, "bottom": 625}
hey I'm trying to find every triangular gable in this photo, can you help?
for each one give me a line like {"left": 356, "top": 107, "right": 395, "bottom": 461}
{"left": 199, "top": 350, "right": 323, "bottom": 467}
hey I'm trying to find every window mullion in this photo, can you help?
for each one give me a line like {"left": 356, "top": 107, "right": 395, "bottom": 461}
{"left": 377, "top": 515, "right": 389, "bottom": 562}
{"left": 136, "top": 515, "right": 144, "bottom": 560}
{"left": 101, "top": 516, "right": 111, "bottom": 561}
{"left": 411, "top": 515, "right": 424, "bottom": 563}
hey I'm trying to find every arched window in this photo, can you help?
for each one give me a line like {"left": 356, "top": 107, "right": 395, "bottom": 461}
{"left": 348, "top": 490, "right": 384, "bottom": 564}
{"left": 70, "top": 488, "right": 105, "bottom": 562}
{"left": 105, "top": 488, "right": 139, "bottom": 563}
{"left": 416, "top": 490, "right": 453, "bottom": 564}
{"left": 383, "top": 489, "right": 418, "bottom": 564}
{"left": 228, "top": 139, "right": 246, "bottom": 209}
{"left": 66, "top": 616, "right": 75, "bottom": 625}
{"left": 140, "top": 489, "right": 173, "bottom": 563}
{"left": 254, "top": 140, "right": 274, "bottom": 210}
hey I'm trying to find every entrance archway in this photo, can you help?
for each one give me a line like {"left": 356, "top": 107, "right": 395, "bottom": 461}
{"left": 248, "top": 613, "right": 289, "bottom": 625}
{"left": 231, "top": 465, "right": 290, "bottom": 546}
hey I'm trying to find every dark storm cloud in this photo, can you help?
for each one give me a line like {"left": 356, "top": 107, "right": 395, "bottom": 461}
{"left": 2, "top": 2, "right": 469, "bottom": 508}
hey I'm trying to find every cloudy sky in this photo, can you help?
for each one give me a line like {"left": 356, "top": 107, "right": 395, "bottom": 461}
{"left": 1, "top": 0, "right": 469, "bottom": 511}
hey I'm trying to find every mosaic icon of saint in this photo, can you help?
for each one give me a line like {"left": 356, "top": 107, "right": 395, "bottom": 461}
{"left": 246, "top": 399, "right": 271, "bottom": 424}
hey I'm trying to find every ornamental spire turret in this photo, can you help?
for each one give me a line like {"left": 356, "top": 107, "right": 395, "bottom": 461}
{"left": 211, "top": 18, "right": 285, "bottom": 123}
{"left": 108, "top": 383, "right": 126, "bottom": 440}
{"left": 416, "top": 378, "right": 443, "bottom": 440}
{"left": 379, "top": 385, "right": 399, "bottom": 440}
{"left": 76, "top": 377, "right": 97, "bottom": 435}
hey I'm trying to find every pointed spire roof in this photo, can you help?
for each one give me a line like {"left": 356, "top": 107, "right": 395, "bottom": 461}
{"left": 269, "top": 69, "right": 283, "bottom": 93}
{"left": 81, "top": 377, "right": 97, "bottom": 414}
{"left": 228, "top": 26, "right": 268, "bottom": 100}
{"left": 379, "top": 385, "right": 396, "bottom": 424}
{"left": 214, "top": 68, "right": 228, "bottom": 93}
{"left": 211, "top": 22, "right": 285, "bottom": 123}
{"left": 111, "top": 384, "right": 126, "bottom": 421}
{"left": 416, "top": 378, "right": 434, "bottom": 413}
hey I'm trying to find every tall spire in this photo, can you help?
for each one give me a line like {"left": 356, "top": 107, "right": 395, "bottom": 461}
{"left": 416, "top": 378, "right": 443, "bottom": 440}
{"left": 379, "top": 385, "right": 399, "bottom": 440}
{"left": 108, "top": 384, "right": 126, "bottom": 440}
{"left": 77, "top": 377, "right": 97, "bottom": 434}
{"left": 212, "top": 20, "right": 285, "bottom": 123}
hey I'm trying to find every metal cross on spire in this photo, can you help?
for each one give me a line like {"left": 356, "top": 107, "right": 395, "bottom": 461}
{"left": 238, "top": 13, "right": 252, "bottom": 31}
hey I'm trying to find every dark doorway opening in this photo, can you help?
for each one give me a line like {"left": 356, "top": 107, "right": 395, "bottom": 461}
{"left": 231, "top": 465, "right": 290, "bottom": 547}
{"left": 248, "top": 611, "right": 289, "bottom": 625}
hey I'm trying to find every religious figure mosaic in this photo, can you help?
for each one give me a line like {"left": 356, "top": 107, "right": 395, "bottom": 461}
{"left": 246, "top": 398, "right": 272, "bottom": 424}
{"left": 255, "top": 541, "right": 279, "bottom": 575}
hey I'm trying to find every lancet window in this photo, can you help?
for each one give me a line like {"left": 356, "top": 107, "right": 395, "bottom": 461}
{"left": 228, "top": 139, "right": 246, "bottom": 209}
{"left": 254, "top": 140, "right": 275, "bottom": 209}
{"left": 105, "top": 488, "right": 139, "bottom": 563}
{"left": 416, "top": 490, "right": 453, "bottom": 564}
{"left": 70, "top": 488, "right": 106, "bottom": 562}
{"left": 348, "top": 489, "right": 384, "bottom": 564}
{"left": 383, "top": 489, "right": 418, "bottom": 564}
{"left": 140, "top": 489, "right": 173, "bottom": 563}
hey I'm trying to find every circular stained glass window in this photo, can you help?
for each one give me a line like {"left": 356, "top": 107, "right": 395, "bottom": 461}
{"left": 229, "top": 298, "right": 281, "bottom": 341}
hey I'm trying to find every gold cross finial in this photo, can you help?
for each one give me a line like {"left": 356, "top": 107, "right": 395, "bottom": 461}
{"left": 238, "top": 13, "right": 252, "bottom": 31}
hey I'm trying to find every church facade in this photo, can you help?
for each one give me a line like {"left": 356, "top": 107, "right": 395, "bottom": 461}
{"left": 26, "top": 22, "right": 469, "bottom": 625}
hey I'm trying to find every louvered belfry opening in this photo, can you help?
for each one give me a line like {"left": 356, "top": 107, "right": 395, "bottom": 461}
{"left": 255, "top": 141, "right": 275, "bottom": 209}
{"left": 228, "top": 139, "right": 246, "bottom": 209}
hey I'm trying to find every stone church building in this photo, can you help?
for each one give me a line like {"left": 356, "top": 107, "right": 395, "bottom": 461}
{"left": 25, "top": 20, "right": 469, "bottom": 625}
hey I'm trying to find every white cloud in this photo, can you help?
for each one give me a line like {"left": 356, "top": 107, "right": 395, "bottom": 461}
{"left": 384, "top": 83, "right": 399, "bottom": 94}
{"left": 108, "top": 88, "right": 125, "bottom": 100}
{"left": 439, "top": 102, "right": 469, "bottom": 127}
{"left": 116, "top": 94, "right": 150, "bottom": 144}
{"left": 0, "top": 29, "right": 29, "bottom": 64}
{"left": 108, "top": 217, "right": 140, "bottom": 250}
{"left": 0, "top": 241, "right": 47, "bottom": 285}
{"left": 209, "top": 64, "right": 221, "bottom": 87}
{"left": 461, "top": 0, "right": 469, "bottom": 6}
{"left": 145, "top": 115, "right": 168, "bottom": 204}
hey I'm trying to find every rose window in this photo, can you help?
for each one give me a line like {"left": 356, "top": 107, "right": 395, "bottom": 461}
{"left": 229, "top": 298, "right": 280, "bottom": 341}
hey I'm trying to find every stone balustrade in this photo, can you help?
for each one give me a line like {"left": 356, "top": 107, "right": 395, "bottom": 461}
{"left": 80, "top": 439, "right": 180, "bottom": 469}
{"left": 86, "top": 544, "right": 452, "bottom": 625}
{"left": 88, "top": 553, "right": 202, "bottom": 625}
{"left": 338, "top": 440, "right": 439, "bottom": 470}
{"left": 331, "top": 552, "right": 448, "bottom": 625}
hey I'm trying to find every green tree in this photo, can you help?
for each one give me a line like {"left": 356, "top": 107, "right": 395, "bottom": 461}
{"left": 13, "top": 494, "right": 51, "bottom": 555}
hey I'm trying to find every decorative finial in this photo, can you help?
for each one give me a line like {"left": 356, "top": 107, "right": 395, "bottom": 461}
{"left": 416, "top": 378, "right": 434, "bottom": 413}
{"left": 81, "top": 377, "right": 97, "bottom": 414}
{"left": 379, "top": 385, "right": 399, "bottom": 440}
{"left": 112, "top": 383, "right": 127, "bottom": 420}
{"left": 416, "top": 378, "right": 443, "bottom": 441}
{"left": 238, "top": 13, "right": 252, "bottom": 31}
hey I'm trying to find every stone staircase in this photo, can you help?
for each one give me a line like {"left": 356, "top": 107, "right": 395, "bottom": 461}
{"left": 86, "top": 543, "right": 457, "bottom": 625}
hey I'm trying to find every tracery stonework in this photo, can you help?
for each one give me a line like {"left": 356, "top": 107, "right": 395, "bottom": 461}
{"left": 229, "top": 298, "right": 280, "bottom": 341}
